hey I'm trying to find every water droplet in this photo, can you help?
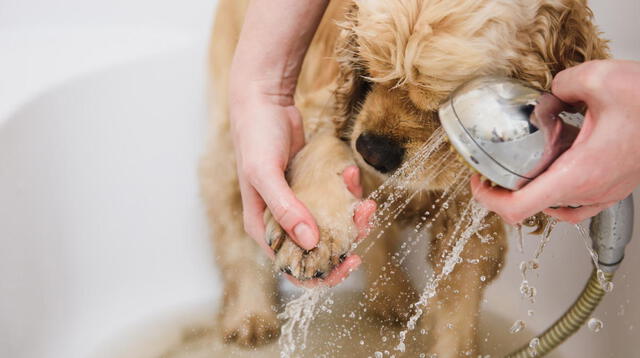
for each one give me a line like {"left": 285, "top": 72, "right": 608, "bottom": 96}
{"left": 519, "top": 261, "right": 527, "bottom": 272}
{"left": 528, "top": 337, "right": 540, "bottom": 356}
{"left": 588, "top": 318, "right": 604, "bottom": 333}
{"left": 528, "top": 309, "right": 535, "bottom": 317}
{"left": 480, "top": 275, "right": 486, "bottom": 282}
{"left": 510, "top": 320, "right": 525, "bottom": 334}
{"left": 375, "top": 352, "right": 383, "bottom": 358}
{"left": 381, "top": 336, "right": 387, "bottom": 342}
{"left": 420, "top": 328, "right": 427, "bottom": 335}
{"left": 436, "top": 233, "right": 444, "bottom": 239}
{"left": 360, "top": 340, "right": 364, "bottom": 345}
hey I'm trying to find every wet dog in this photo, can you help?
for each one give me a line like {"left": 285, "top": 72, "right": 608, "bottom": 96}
{"left": 200, "top": 0, "right": 608, "bottom": 355}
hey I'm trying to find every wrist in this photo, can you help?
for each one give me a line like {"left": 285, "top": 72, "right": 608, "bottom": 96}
{"left": 229, "top": 75, "right": 296, "bottom": 110}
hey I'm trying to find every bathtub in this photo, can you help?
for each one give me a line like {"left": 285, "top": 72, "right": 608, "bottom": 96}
{"left": 0, "top": 1, "right": 638, "bottom": 357}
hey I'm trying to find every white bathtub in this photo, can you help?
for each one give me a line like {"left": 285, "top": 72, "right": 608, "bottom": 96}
{"left": 0, "top": 1, "right": 638, "bottom": 358}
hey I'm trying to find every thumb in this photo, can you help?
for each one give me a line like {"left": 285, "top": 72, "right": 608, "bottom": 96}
{"left": 552, "top": 61, "right": 609, "bottom": 107}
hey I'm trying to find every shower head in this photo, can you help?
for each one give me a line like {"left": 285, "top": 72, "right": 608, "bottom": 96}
{"left": 439, "top": 75, "right": 634, "bottom": 273}
{"left": 439, "top": 76, "right": 581, "bottom": 190}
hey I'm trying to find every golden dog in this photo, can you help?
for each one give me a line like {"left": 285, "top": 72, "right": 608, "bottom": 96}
{"left": 200, "top": 0, "right": 608, "bottom": 356}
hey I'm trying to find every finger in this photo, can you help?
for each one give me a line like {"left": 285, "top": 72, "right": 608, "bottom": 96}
{"left": 543, "top": 202, "right": 615, "bottom": 224}
{"left": 342, "top": 165, "right": 363, "bottom": 198}
{"left": 354, "top": 200, "right": 377, "bottom": 241}
{"left": 552, "top": 61, "right": 608, "bottom": 105}
{"left": 469, "top": 175, "right": 528, "bottom": 225}
{"left": 285, "top": 255, "right": 362, "bottom": 288}
{"left": 321, "top": 255, "right": 362, "bottom": 287}
{"left": 251, "top": 167, "right": 319, "bottom": 250}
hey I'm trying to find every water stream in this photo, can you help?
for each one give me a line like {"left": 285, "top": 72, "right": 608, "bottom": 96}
{"left": 277, "top": 128, "right": 455, "bottom": 357}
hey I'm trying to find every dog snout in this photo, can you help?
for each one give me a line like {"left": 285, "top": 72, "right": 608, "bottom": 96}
{"left": 355, "top": 133, "right": 405, "bottom": 173}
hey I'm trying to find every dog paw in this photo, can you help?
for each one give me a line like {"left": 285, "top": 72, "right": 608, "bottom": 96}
{"left": 264, "top": 210, "right": 357, "bottom": 281}
{"left": 264, "top": 210, "right": 286, "bottom": 253}
{"left": 221, "top": 309, "right": 280, "bottom": 347}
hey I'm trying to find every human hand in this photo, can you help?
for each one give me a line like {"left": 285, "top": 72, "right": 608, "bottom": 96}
{"left": 230, "top": 84, "right": 317, "bottom": 254}
{"left": 471, "top": 60, "right": 640, "bottom": 224}
{"left": 230, "top": 90, "right": 376, "bottom": 286}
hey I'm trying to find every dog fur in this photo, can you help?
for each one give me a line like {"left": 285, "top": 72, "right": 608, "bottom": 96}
{"left": 200, "top": 0, "right": 608, "bottom": 355}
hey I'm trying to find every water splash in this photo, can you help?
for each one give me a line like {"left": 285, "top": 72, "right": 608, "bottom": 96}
{"left": 510, "top": 320, "right": 525, "bottom": 334}
{"left": 278, "top": 288, "right": 330, "bottom": 357}
{"left": 528, "top": 337, "right": 540, "bottom": 356}
{"left": 395, "top": 200, "right": 489, "bottom": 352}
{"left": 533, "top": 218, "right": 558, "bottom": 259}
{"left": 515, "top": 225, "right": 524, "bottom": 254}
{"left": 517, "top": 218, "right": 556, "bottom": 305}
{"left": 575, "top": 224, "right": 614, "bottom": 292}
{"left": 278, "top": 128, "right": 451, "bottom": 357}
{"left": 588, "top": 317, "right": 604, "bottom": 333}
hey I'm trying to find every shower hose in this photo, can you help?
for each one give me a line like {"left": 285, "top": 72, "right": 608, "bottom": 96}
{"left": 505, "top": 268, "right": 613, "bottom": 358}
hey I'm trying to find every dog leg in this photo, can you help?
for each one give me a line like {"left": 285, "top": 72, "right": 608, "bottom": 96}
{"left": 424, "top": 198, "right": 506, "bottom": 357}
{"left": 200, "top": 129, "right": 280, "bottom": 347}
{"left": 264, "top": 130, "right": 361, "bottom": 281}
{"left": 362, "top": 225, "right": 418, "bottom": 325}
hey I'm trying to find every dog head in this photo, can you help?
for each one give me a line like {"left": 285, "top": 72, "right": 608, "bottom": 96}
{"left": 333, "top": 0, "right": 608, "bottom": 190}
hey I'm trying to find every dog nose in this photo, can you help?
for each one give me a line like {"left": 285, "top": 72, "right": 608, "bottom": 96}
{"left": 356, "top": 133, "right": 405, "bottom": 173}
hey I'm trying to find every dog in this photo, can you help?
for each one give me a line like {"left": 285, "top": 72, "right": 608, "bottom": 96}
{"left": 200, "top": 0, "right": 608, "bottom": 356}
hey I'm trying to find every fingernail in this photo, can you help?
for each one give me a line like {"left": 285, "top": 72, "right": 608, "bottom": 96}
{"left": 294, "top": 223, "right": 316, "bottom": 249}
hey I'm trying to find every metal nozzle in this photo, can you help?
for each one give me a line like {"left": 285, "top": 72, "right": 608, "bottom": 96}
{"left": 590, "top": 195, "right": 634, "bottom": 272}
{"left": 439, "top": 76, "right": 581, "bottom": 190}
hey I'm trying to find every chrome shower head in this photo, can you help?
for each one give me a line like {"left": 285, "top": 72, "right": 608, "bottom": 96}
{"left": 439, "top": 76, "right": 581, "bottom": 190}
{"left": 439, "top": 76, "right": 634, "bottom": 274}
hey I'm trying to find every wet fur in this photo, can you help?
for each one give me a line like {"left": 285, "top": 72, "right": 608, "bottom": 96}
{"left": 201, "top": 0, "right": 608, "bottom": 355}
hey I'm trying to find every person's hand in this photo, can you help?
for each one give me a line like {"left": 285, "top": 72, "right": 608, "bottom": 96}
{"left": 471, "top": 60, "right": 640, "bottom": 224}
{"left": 230, "top": 84, "right": 376, "bottom": 287}
{"left": 228, "top": 0, "right": 329, "bottom": 254}
{"left": 230, "top": 83, "right": 318, "bottom": 254}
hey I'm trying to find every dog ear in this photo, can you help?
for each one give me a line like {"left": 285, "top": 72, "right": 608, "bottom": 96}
{"left": 333, "top": 4, "right": 372, "bottom": 142}
{"left": 513, "top": 0, "right": 609, "bottom": 90}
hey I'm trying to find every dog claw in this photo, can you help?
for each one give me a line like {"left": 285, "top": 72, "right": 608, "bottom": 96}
{"left": 282, "top": 266, "right": 292, "bottom": 275}
{"left": 313, "top": 270, "right": 325, "bottom": 279}
{"left": 264, "top": 211, "right": 285, "bottom": 253}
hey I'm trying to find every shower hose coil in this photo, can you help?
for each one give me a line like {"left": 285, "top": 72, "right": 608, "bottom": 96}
{"left": 505, "top": 269, "right": 613, "bottom": 358}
